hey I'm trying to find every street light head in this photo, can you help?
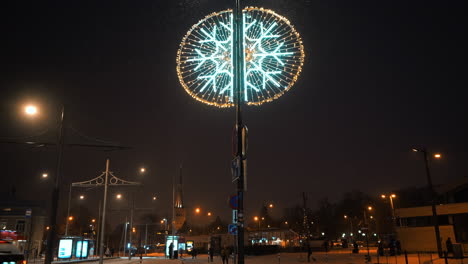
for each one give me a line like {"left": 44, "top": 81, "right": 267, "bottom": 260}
{"left": 269, "top": 203, "right": 274, "bottom": 208}
{"left": 412, "top": 148, "right": 419, "bottom": 152}
{"left": 116, "top": 194, "right": 122, "bottom": 199}
{"left": 68, "top": 216, "right": 74, "bottom": 221}
{"left": 152, "top": 196, "right": 157, "bottom": 201}
{"left": 368, "top": 206, "right": 373, "bottom": 211}
{"left": 79, "top": 195, "right": 85, "bottom": 200}
{"left": 381, "top": 194, "right": 386, "bottom": 199}
{"left": 207, "top": 212, "right": 212, "bottom": 216}
{"left": 42, "top": 173, "right": 48, "bottom": 178}
{"left": 434, "top": 153, "right": 441, "bottom": 159}
{"left": 195, "top": 208, "right": 201, "bottom": 214}
{"left": 140, "top": 167, "right": 146, "bottom": 173}
{"left": 24, "top": 105, "right": 38, "bottom": 116}
{"left": 391, "top": 194, "right": 396, "bottom": 198}
{"left": 344, "top": 215, "right": 348, "bottom": 219}
{"left": 91, "top": 219, "right": 96, "bottom": 223}
{"left": 254, "top": 216, "right": 259, "bottom": 221}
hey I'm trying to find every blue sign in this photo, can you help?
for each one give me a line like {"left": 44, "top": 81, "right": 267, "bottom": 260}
{"left": 228, "top": 224, "right": 238, "bottom": 235}
{"left": 229, "top": 195, "right": 238, "bottom": 209}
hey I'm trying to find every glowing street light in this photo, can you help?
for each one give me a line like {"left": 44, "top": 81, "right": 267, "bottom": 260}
{"left": 381, "top": 193, "right": 397, "bottom": 226}
{"left": 91, "top": 219, "right": 96, "bottom": 223}
{"left": 24, "top": 105, "right": 38, "bottom": 115}
{"left": 434, "top": 153, "right": 441, "bottom": 159}
{"left": 195, "top": 208, "right": 201, "bottom": 214}
{"left": 68, "top": 216, "right": 74, "bottom": 221}
{"left": 268, "top": 203, "right": 274, "bottom": 208}
{"left": 207, "top": 212, "right": 212, "bottom": 216}
{"left": 79, "top": 195, "right": 85, "bottom": 200}
{"left": 140, "top": 167, "right": 146, "bottom": 173}
{"left": 42, "top": 173, "right": 48, "bottom": 178}
{"left": 116, "top": 194, "right": 122, "bottom": 199}
{"left": 152, "top": 196, "right": 157, "bottom": 201}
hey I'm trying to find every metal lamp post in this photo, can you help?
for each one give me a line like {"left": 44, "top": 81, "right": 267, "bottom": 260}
{"left": 412, "top": 148, "right": 443, "bottom": 257}
{"left": 175, "top": 1, "right": 305, "bottom": 263}
{"left": 72, "top": 159, "right": 140, "bottom": 264}
{"left": 44, "top": 105, "right": 66, "bottom": 264}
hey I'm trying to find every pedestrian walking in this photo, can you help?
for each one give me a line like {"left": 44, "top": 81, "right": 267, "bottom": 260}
{"left": 169, "top": 242, "right": 174, "bottom": 259}
{"left": 307, "top": 243, "right": 316, "bottom": 262}
{"left": 221, "top": 246, "right": 230, "bottom": 264}
{"left": 446, "top": 237, "right": 453, "bottom": 255}
{"left": 208, "top": 246, "right": 214, "bottom": 262}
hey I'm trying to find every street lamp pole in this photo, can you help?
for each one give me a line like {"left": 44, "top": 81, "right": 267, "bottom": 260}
{"left": 412, "top": 148, "right": 443, "bottom": 256}
{"left": 418, "top": 148, "right": 443, "bottom": 257}
{"left": 44, "top": 105, "right": 65, "bottom": 264}
{"left": 233, "top": 0, "right": 246, "bottom": 263}
{"left": 65, "top": 184, "right": 72, "bottom": 236}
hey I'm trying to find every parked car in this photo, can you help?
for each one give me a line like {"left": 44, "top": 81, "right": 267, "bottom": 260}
{"left": 0, "top": 240, "right": 26, "bottom": 264}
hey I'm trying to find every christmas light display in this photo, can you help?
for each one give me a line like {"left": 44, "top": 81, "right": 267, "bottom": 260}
{"left": 176, "top": 7, "right": 304, "bottom": 107}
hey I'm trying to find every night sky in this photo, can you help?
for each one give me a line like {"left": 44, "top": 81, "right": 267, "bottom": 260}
{"left": 1, "top": 0, "right": 467, "bottom": 227}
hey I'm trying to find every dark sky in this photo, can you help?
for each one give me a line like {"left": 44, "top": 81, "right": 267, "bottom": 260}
{"left": 1, "top": 0, "right": 467, "bottom": 226}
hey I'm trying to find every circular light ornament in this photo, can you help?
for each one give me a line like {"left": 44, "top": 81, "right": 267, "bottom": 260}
{"left": 176, "top": 7, "right": 305, "bottom": 107}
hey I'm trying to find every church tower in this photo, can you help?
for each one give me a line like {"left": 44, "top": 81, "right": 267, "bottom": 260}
{"left": 173, "top": 165, "right": 186, "bottom": 231}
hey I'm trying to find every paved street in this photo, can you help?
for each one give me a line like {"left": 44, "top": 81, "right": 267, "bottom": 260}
{"left": 52, "top": 250, "right": 465, "bottom": 264}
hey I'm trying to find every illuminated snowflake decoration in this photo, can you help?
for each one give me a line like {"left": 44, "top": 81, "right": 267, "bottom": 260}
{"left": 176, "top": 7, "right": 304, "bottom": 107}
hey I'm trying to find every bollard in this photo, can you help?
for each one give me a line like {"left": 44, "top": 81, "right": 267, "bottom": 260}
{"left": 405, "top": 251, "right": 409, "bottom": 264}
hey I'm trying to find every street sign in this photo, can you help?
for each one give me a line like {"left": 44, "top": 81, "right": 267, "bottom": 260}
{"left": 25, "top": 209, "right": 32, "bottom": 218}
{"left": 232, "top": 210, "right": 238, "bottom": 223}
{"left": 229, "top": 195, "right": 238, "bottom": 209}
{"left": 231, "top": 158, "right": 240, "bottom": 182}
{"left": 228, "top": 224, "right": 238, "bottom": 235}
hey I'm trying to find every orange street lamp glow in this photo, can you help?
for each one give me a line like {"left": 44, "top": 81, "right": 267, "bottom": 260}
{"left": 140, "top": 167, "right": 146, "bottom": 173}
{"left": 207, "top": 212, "right": 212, "bottom": 216}
{"left": 68, "top": 216, "right": 74, "bottom": 221}
{"left": 391, "top": 194, "right": 396, "bottom": 198}
{"left": 79, "top": 195, "right": 85, "bottom": 200}
{"left": 116, "top": 194, "right": 122, "bottom": 199}
{"left": 344, "top": 215, "right": 348, "bottom": 219}
{"left": 195, "top": 208, "right": 201, "bottom": 214}
{"left": 368, "top": 206, "right": 373, "bottom": 211}
{"left": 25, "top": 105, "right": 38, "bottom": 115}
{"left": 254, "top": 216, "right": 259, "bottom": 221}
{"left": 434, "top": 153, "right": 441, "bottom": 159}
{"left": 269, "top": 203, "right": 274, "bottom": 208}
{"left": 152, "top": 196, "right": 157, "bottom": 201}
{"left": 381, "top": 194, "right": 386, "bottom": 199}
{"left": 42, "top": 173, "right": 48, "bottom": 178}
{"left": 91, "top": 219, "right": 96, "bottom": 223}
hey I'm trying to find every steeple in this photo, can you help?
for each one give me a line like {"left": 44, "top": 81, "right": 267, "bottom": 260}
{"left": 174, "top": 165, "right": 184, "bottom": 208}
{"left": 173, "top": 164, "right": 186, "bottom": 231}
